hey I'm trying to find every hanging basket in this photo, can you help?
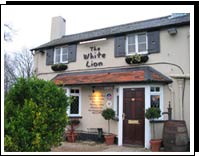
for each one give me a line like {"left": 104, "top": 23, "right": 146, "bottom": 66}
{"left": 125, "top": 55, "right": 149, "bottom": 64}
{"left": 51, "top": 63, "right": 68, "bottom": 71}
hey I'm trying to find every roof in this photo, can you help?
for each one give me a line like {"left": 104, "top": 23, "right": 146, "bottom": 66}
{"left": 32, "top": 14, "right": 190, "bottom": 51}
{"left": 52, "top": 66, "right": 172, "bottom": 86}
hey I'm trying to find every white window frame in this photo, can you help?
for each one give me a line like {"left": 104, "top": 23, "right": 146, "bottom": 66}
{"left": 114, "top": 87, "right": 119, "bottom": 118}
{"left": 54, "top": 46, "right": 68, "bottom": 64}
{"left": 65, "top": 87, "right": 81, "bottom": 117}
{"left": 126, "top": 32, "right": 148, "bottom": 55}
{"left": 150, "top": 86, "right": 163, "bottom": 120}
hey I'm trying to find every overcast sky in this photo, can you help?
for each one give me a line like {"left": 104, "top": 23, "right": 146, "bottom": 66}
{"left": 2, "top": 5, "right": 193, "bottom": 53}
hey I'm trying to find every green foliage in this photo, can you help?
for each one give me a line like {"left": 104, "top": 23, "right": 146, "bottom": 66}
{"left": 145, "top": 107, "right": 161, "bottom": 139}
{"left": 125, "top": 54, "right": 149, "bottom": 64}
{"left": 130, "top": 54, "right": 142, "bottom": 63}
{"left": 145, "top": 107, "right": 161, "bottom": 120}
{"left": 101, "top": 108, "right": 115, "bottom": 134}
{"left": 4, "top": 77, "right": 69, "bottom": 151}
{"left": 51, "top": 63, "right": 68, "bottom": 71}
{"left": 102, "top": 108, "right": 115, "bottom": 120}
{"left": 68, "top": 119, "right": 80, "bottom": 126}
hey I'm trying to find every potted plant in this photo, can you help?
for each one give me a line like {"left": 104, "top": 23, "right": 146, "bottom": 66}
{"left": 51, "top": 63, "right": 68, "bottom": 71}
{"left": 145, "top": 107, "right": 161, "bottom": 152}
{"left": 125, "top": 54, "right": 149, "bottom": 64}
{"left": 66, "top": 119, "right": 80, "bottom": 142}
{"left": 101, "top": 108, "right": 115, "bottom": 145}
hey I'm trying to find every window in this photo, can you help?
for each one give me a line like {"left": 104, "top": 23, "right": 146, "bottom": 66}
{"left": 114, "top": 88, "right": 119, "bottom": 118}
{"left": 126, "top": 33, "right": 147, "bottom": 55}
{"left": 66, "top": 88, "right": 81, "bottom": 117}
{"left": 70, "top": 96, "right": 79, "bottom": 114}
{"left": 150, "top": 87, "right": 161, "bottom": 108}
{"left": 54, "top": 46, "right": 68, "bottom": 64}
{"left": 150, "top": 86, "right": 163, "bottom": 119}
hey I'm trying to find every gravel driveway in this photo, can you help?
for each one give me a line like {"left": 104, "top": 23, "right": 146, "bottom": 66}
{"left": 51, "top": 141, "right": 150, "bottom": 152}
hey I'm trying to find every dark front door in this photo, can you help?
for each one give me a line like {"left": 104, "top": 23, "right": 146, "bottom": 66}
{"left": 123, "top": 88, "right": 145, "bottom": 146}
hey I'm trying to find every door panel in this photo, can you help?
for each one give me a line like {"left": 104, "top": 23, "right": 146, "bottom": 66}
{"left": 123, "top": 88, "right": 145, "bottom": 146}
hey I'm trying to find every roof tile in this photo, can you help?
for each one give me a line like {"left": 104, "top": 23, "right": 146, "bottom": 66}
{"left": 53, "top": 66, "right": 172, "bottom": 85}
{"left": 32, "top": 14, "right": 189, "bottom": 51}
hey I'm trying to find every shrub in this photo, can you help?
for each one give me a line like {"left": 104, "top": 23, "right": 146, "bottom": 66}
{"left": 4, "top": 77, "right": 69, "bottom": 151}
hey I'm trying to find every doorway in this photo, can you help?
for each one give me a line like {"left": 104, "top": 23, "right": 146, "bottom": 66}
{"left": 123, "top": 88, "right": 145, "bottom": 146}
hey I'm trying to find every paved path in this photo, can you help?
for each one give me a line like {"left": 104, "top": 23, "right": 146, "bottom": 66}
{"left": 51, "top": 141, "right": 151, "bottom": 152}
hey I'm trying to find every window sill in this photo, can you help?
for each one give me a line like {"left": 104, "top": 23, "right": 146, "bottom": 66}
{"left": 113, "top": 116, "right": 119, "bottom": 121}
{"left": 126, "top": 52, "right": 148, "bottom": 56}
{"left": 69, "top": 116, "right": 82, "bottom": 119}
{"left": 149, "top": 120, "right": 167, "bottom": 123}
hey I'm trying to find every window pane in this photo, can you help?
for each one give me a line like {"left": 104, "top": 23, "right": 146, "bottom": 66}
{"left": 150, "top": 87, "right": 155, "bottom": 92}
{"left": 62, "top": 54, "right": 68, "bottom": 62}
{"left": 70, "top": 96, "right": 79, "bottom": 114}
{"left": 156, "top": 87, "right": 160, "bottom": 92}
{"left": 55, "top": 48, "right": 61, "bottom": 54}
{"left": 62, "top": 47, "right": 68, "bottom": 55}
{"left": 150, "top": 95, "right": 160, "bottom": 108}
{"left": 138, "top": 43, "right": 146, "bottom": 52}
{"left": 70, "top": 89, "right": 74, "bottom": 93}
{"left": 55, "top": 55, "right": 60, "bottom": 63}
{"left": 128, "top": 35, "right": 135, "bottom": 44}
{"left": 55, "top": 48, "right": 61, "bottom": 63}
{"left": 75, "top": 89, "right": 79, "bottom": 94}
{"left": 62, "top": 47, "right": 68, "bottom": 62}
{"left": 128, "top": 45, "right": 136, "bottom": 53}
{"left": 138, "top": 34, "right": 146, "bottom": 43}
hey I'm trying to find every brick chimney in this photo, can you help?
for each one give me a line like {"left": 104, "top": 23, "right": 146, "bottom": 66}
{"left": 50, "top": 16, "right": 66, "bottom": 40}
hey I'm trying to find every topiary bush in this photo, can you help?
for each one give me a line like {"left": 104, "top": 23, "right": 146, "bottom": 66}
{"left": 145, "top": 107, "right": 161, "bottom": 139}
{"left": 4, "top": 77, "right": 69, "bottom": 151}
{"left": 101, "top": 108, "right": 115, "bottom": 134}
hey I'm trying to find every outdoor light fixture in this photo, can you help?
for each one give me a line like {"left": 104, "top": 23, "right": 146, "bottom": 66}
{"left": 92, "top": 86, "right": 95, "bottom": 93}
{"left": 168, "top": 28, "right": 177, "bottom": 35}
{"left": 79, "top": 38, "right": 107, "bottom": 44}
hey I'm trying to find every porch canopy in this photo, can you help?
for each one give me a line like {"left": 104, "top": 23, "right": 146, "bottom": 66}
{"left": 52, "top": 66, "right": 172, "bottom": 86}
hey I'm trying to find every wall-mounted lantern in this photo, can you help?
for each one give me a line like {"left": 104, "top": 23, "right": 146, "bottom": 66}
{"left": 92, "top": 86, "right": 95, "bottom": 93}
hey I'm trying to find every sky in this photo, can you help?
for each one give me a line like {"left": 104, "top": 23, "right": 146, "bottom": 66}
{"left": 2, "top": 5, "right": 193, "bottom": 54}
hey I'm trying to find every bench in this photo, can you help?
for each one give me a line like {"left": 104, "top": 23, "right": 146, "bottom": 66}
{"left": 87, "top": 128, "right": 98, "bottom": 134}
{"left": 78, "top": 128, "right": 103, "bottom": 142}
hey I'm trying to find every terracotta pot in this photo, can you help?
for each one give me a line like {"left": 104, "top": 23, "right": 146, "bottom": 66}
{"left": 150, "top": 139, "right": 161, "bottom": 152}
{"left": 104, "top": 134, "right": 115, "bottom": 145}
{"left": 66, "top": 133, "right": 78, "bottom": 142}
